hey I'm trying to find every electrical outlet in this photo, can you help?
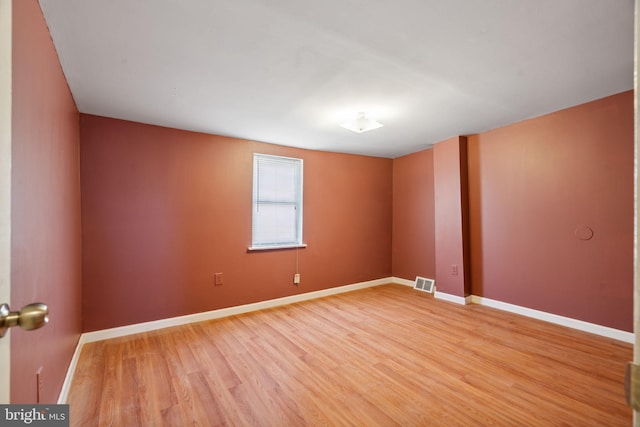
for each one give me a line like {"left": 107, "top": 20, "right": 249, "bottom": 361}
{"left": 451, "top": 264, "right": 458, "bottom": 276}
{"left": 214, "top": 273, "right": 223, "bottom": 286}
{"left": 293, "top": 273, "right": 300, "bottom": 284}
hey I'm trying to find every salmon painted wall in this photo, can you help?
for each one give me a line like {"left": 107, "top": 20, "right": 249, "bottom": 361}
{"left": 468, "top": 91, "right": 633, "bottom": 332}
{"left": 433, "top": 136, "right": 471, "bottom": 297}
{"left": 80, "top": 115, "right": 392, "bottom": 331}
{"left": 11, "top": 0, "right": 82, "bottom": 402}
{"left": 391, "top": 149, "right": 435, "bottom": 281}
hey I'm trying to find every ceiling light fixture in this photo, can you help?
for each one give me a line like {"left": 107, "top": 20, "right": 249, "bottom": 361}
{"left": 340, "top": 112, "right": 384, "bottom": 133}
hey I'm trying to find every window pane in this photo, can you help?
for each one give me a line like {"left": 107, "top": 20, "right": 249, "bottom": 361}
{"left": 253, "top": 203, "right": 297, "bottom": 245}
{"left": 257, "top": 160, "right": 297, "bottom": 202}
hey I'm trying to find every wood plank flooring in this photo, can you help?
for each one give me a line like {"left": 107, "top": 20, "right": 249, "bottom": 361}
{"left": 68, "top": 284, "right": 632, "bottom": 426}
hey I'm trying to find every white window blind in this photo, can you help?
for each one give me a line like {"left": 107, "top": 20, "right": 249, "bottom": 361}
{"left": 251, "top": 154, "right": 303, "bottom": 249}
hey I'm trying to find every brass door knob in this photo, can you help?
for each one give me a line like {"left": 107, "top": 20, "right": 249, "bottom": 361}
{"left": 0, "top": 303, "right": 49, "bottom": 338}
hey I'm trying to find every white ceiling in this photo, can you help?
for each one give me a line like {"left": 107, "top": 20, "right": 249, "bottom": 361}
{"left": 39, "top": 0, "right": 634, "bottom": 158}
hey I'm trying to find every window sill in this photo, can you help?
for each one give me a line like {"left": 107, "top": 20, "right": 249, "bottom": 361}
{"left": 247, "top": 244, "right": 307, "bottom": 252}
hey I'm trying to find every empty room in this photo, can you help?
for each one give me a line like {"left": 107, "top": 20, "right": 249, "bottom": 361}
{"left": 1, "top": 0, "right": 637, "bottom": 425}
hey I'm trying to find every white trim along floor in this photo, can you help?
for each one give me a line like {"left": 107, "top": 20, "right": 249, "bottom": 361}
{"left": 58, "top": 276, "right": 634, "bottom": 403}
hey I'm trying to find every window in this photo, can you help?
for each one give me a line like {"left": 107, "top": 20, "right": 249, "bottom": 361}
{"left": 251, "top": 154, "right": 304, "bottom": 250}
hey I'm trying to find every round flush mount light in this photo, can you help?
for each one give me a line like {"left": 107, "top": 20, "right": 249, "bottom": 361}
{"left": 340, "top": 112, "right": 384, "bottom": 133}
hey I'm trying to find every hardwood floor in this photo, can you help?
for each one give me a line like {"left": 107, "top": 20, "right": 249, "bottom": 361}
{"left": 68, "top": 284, "right": 632, "bottom": 426}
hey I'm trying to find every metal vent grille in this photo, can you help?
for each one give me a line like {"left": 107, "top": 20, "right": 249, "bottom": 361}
{"left": 414, "top": 276, "right": 435, "bottom": 293}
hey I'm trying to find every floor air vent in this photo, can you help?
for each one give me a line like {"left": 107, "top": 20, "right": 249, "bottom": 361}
{"left": 414, "top": 276, "right": 435, "bottom": 293}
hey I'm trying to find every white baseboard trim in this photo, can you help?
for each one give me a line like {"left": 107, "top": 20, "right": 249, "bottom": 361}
{"left": 79, "top": 282, "right": 633, "bottom": 345}
{"left": 434, "top": 291, "right": 472, "bottom": 305}
{"left": 57, "top": 277, "right": 393, "bottom": 402}
{"left": 57, "top": 335, "right": 84, "bottom": 404}
{"left": 58, "top": 278, "right": 633, "bottom": 401}
{"left": 391, "top": 277, "right": 415, "bottom": 287}
{"left": 81, "top": 277, "right": 392, "bottom": 344}
{"left": 470, "top": 295, "right": 634, "bottom": 344}
{"left": 420, "top": 288, "right": 632, "bottom": 343}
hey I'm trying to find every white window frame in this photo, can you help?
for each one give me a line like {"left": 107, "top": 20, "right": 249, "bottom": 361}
{"left": 250, "top": 153, "right": 305, "bottom": 250}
